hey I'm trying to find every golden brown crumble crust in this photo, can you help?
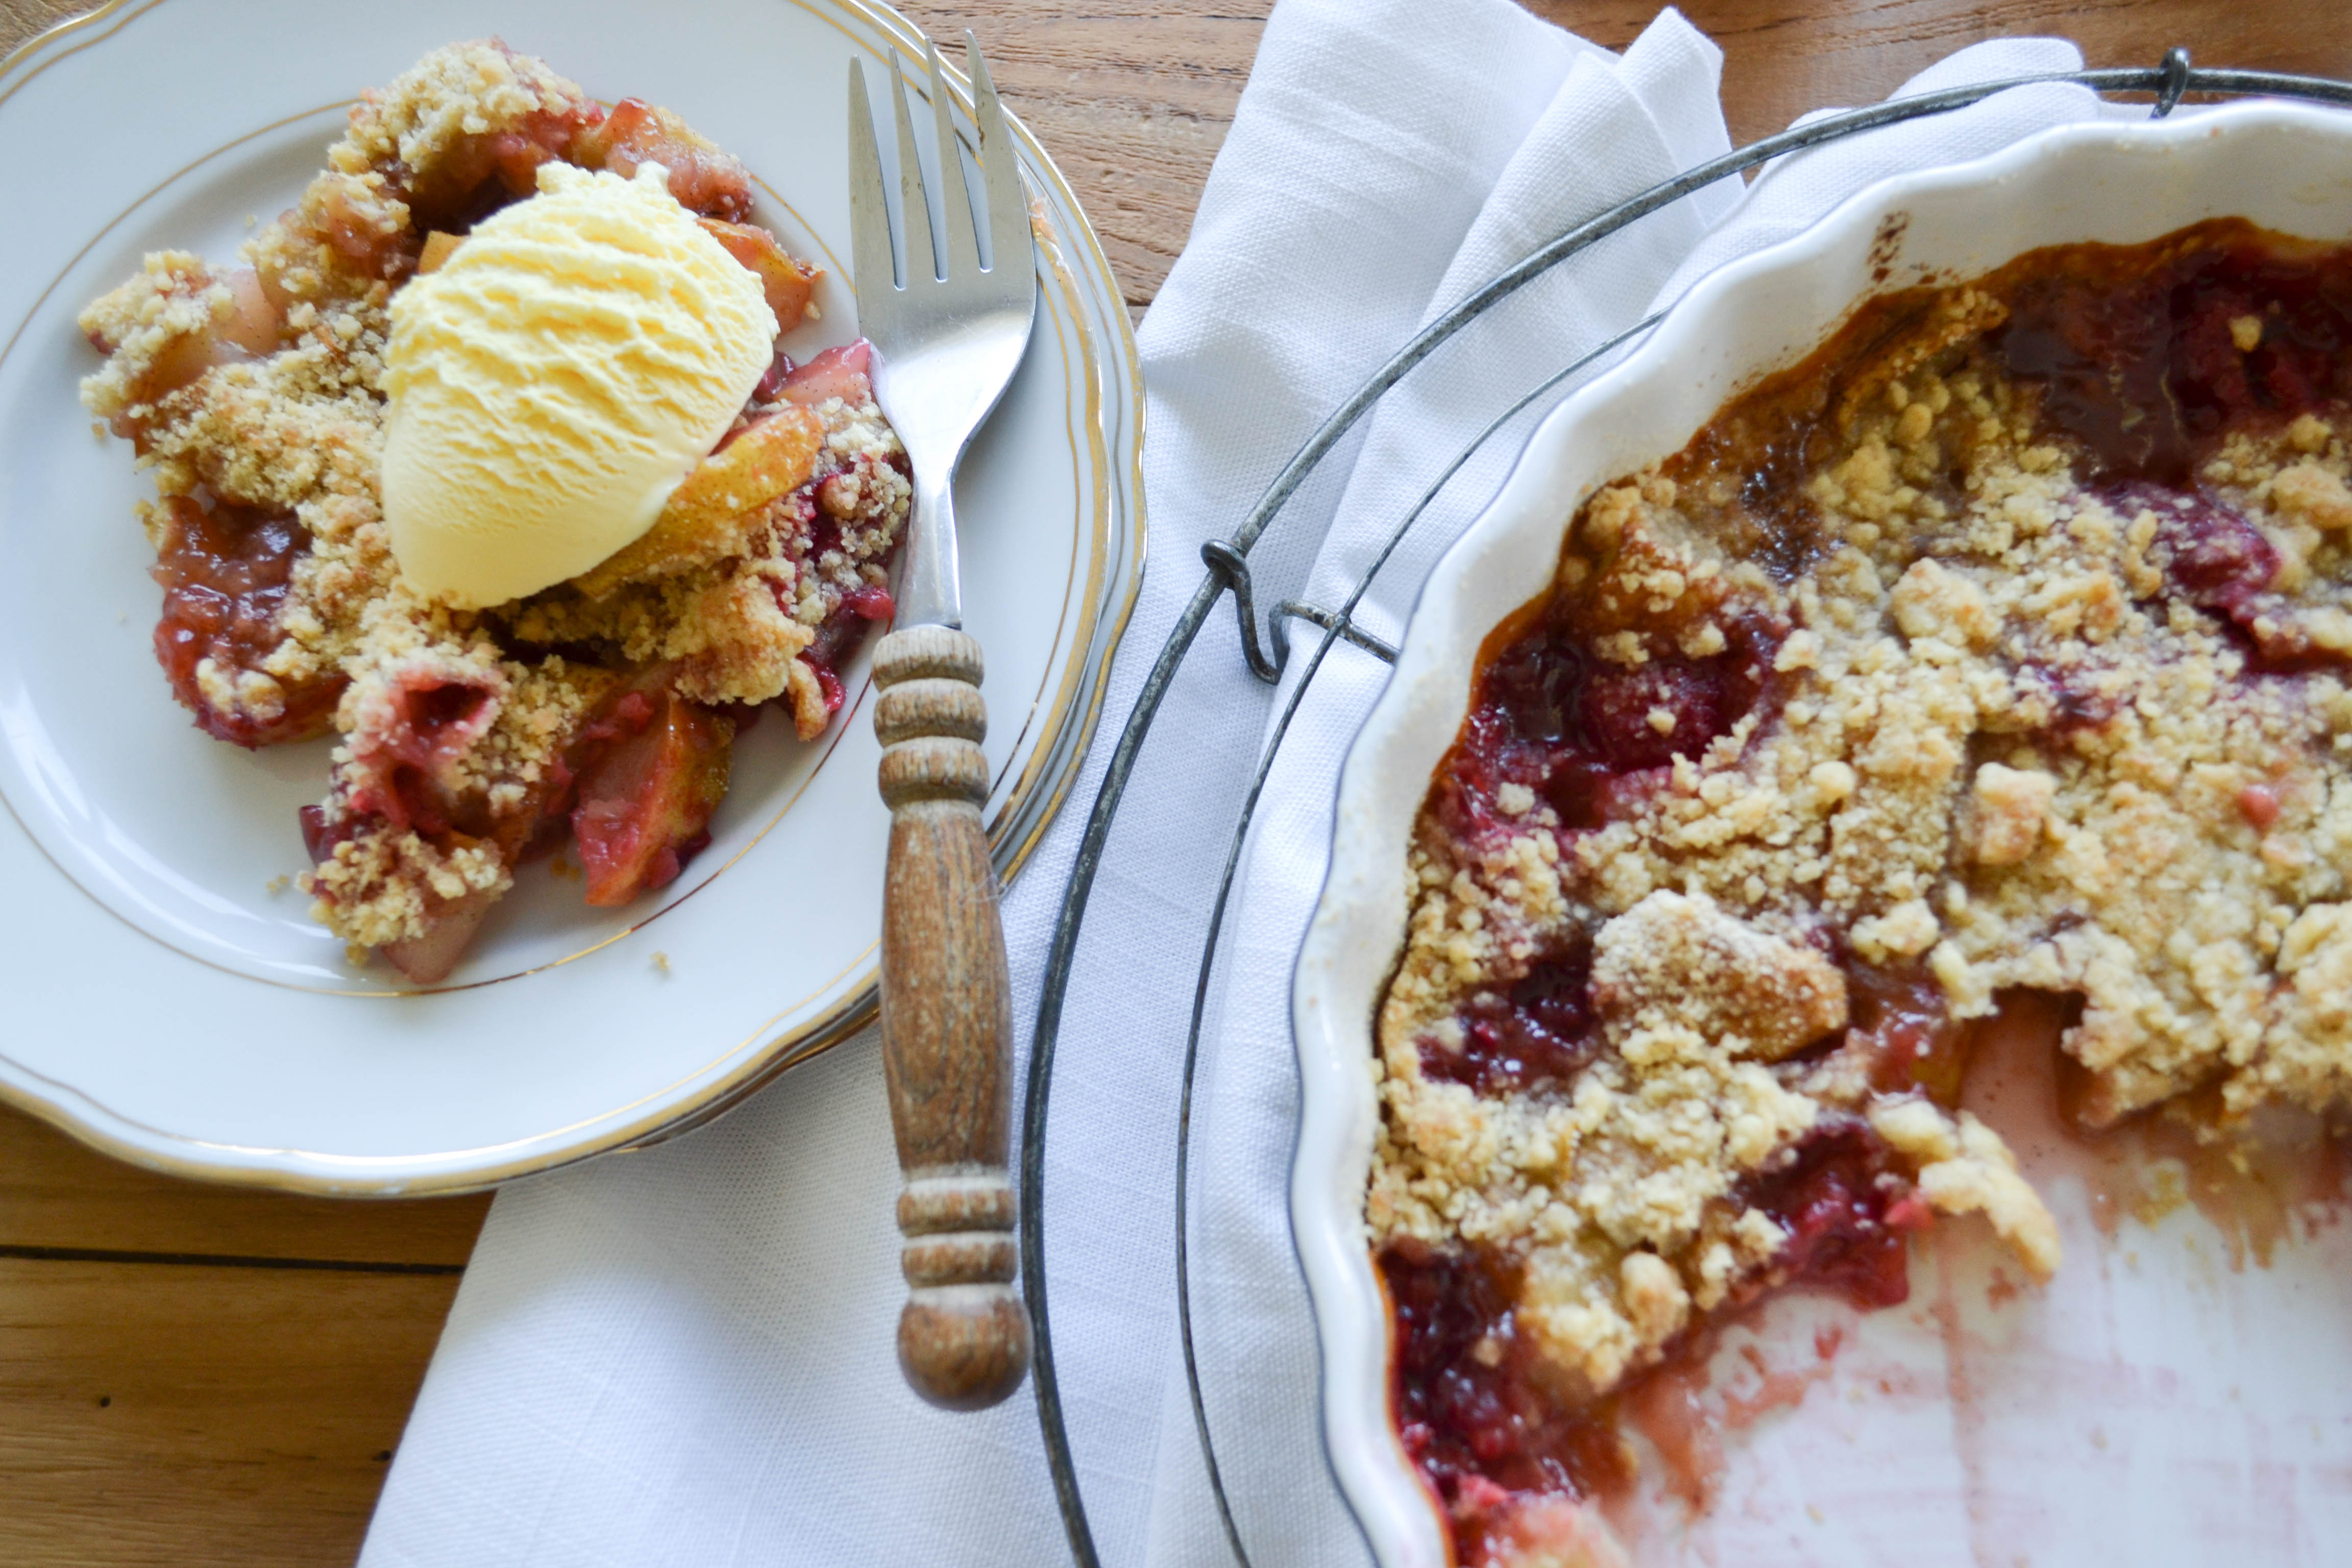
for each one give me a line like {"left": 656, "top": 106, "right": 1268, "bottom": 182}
{"left": 1373, "top": 233, "right": 2352, "bottom": 1410}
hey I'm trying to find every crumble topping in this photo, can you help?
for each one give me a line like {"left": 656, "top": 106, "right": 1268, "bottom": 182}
{"left": 331, "top": 39, "right": 591, "bottom": 179}
{"left": 1372, "top": 219, "right": 2352, "bottom": 1561}
{"left": 78, "top": 42, "right": 909, "bottom": 978}
{"left": 506, "top": 388, "right": 911, "bottom": 728}
{"left": 1589, "top": 890, "right": 1850, "bottom": 1063}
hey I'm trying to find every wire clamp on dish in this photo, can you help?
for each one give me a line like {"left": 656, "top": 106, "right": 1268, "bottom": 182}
{"left": 2154, "top": 47, "right": 2194, "bottom": 117}
{"left": 1198, "top": 538, "right": 1399, "bottom": 684}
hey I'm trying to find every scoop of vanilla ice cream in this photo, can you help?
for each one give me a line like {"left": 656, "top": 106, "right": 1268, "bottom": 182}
{"left": 382, "top": 162, "right": 778, "bottom": 608}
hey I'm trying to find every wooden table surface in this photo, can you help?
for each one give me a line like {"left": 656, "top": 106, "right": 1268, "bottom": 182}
{"left": 2, "top": 0, "right": 2343, "bottom": 1562}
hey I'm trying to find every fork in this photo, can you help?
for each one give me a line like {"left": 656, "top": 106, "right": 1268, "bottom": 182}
{"left": 849, "top": 35, "right": 1038, "bottom": 1412}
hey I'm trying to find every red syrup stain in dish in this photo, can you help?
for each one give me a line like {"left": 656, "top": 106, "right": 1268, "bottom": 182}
{"left": 2082, "top": 1100, "right": 2352, "bottom": 1271}
{"left": 1963, "top": 989, "right": 2352, "bottom": 1271}
{"left": 1619, "top": 1360, "right": 1720, "bottom": 1515}
{"left": 1925, "top": 1223, "right": 2001, "bottom": 1565}
{"left": 1983, "top": 1267, "right": 2020, "bottom": 1310}
{"left": 1720, "top": 1330, "right": 1845, "bottom": 1429}
{"left": 1616, "top": 1325, "right": 1848, "bottom": 1516}
{"left": 1912, "top": 991, "right": 2352, "bottom": 1568}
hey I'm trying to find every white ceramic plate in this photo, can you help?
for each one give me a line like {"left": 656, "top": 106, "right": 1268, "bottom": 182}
{"left": 1295, "top": 104, "right": 2352, "bottom": 1566}
{"left": 0, "top": 0, "right": 1142, "bottom": 1192}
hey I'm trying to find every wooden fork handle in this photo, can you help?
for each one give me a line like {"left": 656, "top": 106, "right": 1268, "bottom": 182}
{"left": 872, "top": 625, "right": 1031, "bottom": 1411}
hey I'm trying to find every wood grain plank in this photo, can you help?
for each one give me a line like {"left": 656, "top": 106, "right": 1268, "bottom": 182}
{"left": 892, "top": 0, "right": 1269, "bottom": 308}
{"left": 0, "top": 0, "right": 69, "bottom": 52}
{"left": 1540, "top": 0, "right": 2352, "bottom": 147}
{"left": 0, "top": 1257, "right": 460, "bottom": 1568}
{"left": 0, "top": 1104, "right": 489, "bottom": 1266}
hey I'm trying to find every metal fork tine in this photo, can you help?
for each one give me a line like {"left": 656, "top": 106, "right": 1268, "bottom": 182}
{"left": 846, "top": 60, "right": 898, "bottom": 323}
{"left": 888, "top": 54, "right": 937, "bottom": 284}
{"left": 925, "top": 37, "right": 983, "bottom": 282}
{"left": 965, "top": 34, "right": 1027, "bottom": 279}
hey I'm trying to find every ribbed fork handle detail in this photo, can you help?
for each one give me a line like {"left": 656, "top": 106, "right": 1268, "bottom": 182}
{"left": 873, "top": 624, "right": 1031, "bottom": 1410}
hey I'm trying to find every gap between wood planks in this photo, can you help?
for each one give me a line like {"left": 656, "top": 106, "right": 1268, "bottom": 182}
{"left": 0, "top": 1243, "right": 464, "bottom": 1274}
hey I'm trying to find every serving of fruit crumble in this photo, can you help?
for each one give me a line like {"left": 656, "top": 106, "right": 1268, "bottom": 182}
{"left": 1370, "top": 217, "right": 2352, "bottom": 1563}
{"left": 77, "top": 41, "right": 910, "bottom": 983}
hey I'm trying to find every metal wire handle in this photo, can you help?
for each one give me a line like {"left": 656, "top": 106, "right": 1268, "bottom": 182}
{"left": 1020, "top": 52, "right": 2352, "bottom": 1568}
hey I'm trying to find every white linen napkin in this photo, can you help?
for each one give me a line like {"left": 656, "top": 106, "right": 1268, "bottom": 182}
{"left": 361, "top": 10, "right": 2114, "bottom": 1564}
